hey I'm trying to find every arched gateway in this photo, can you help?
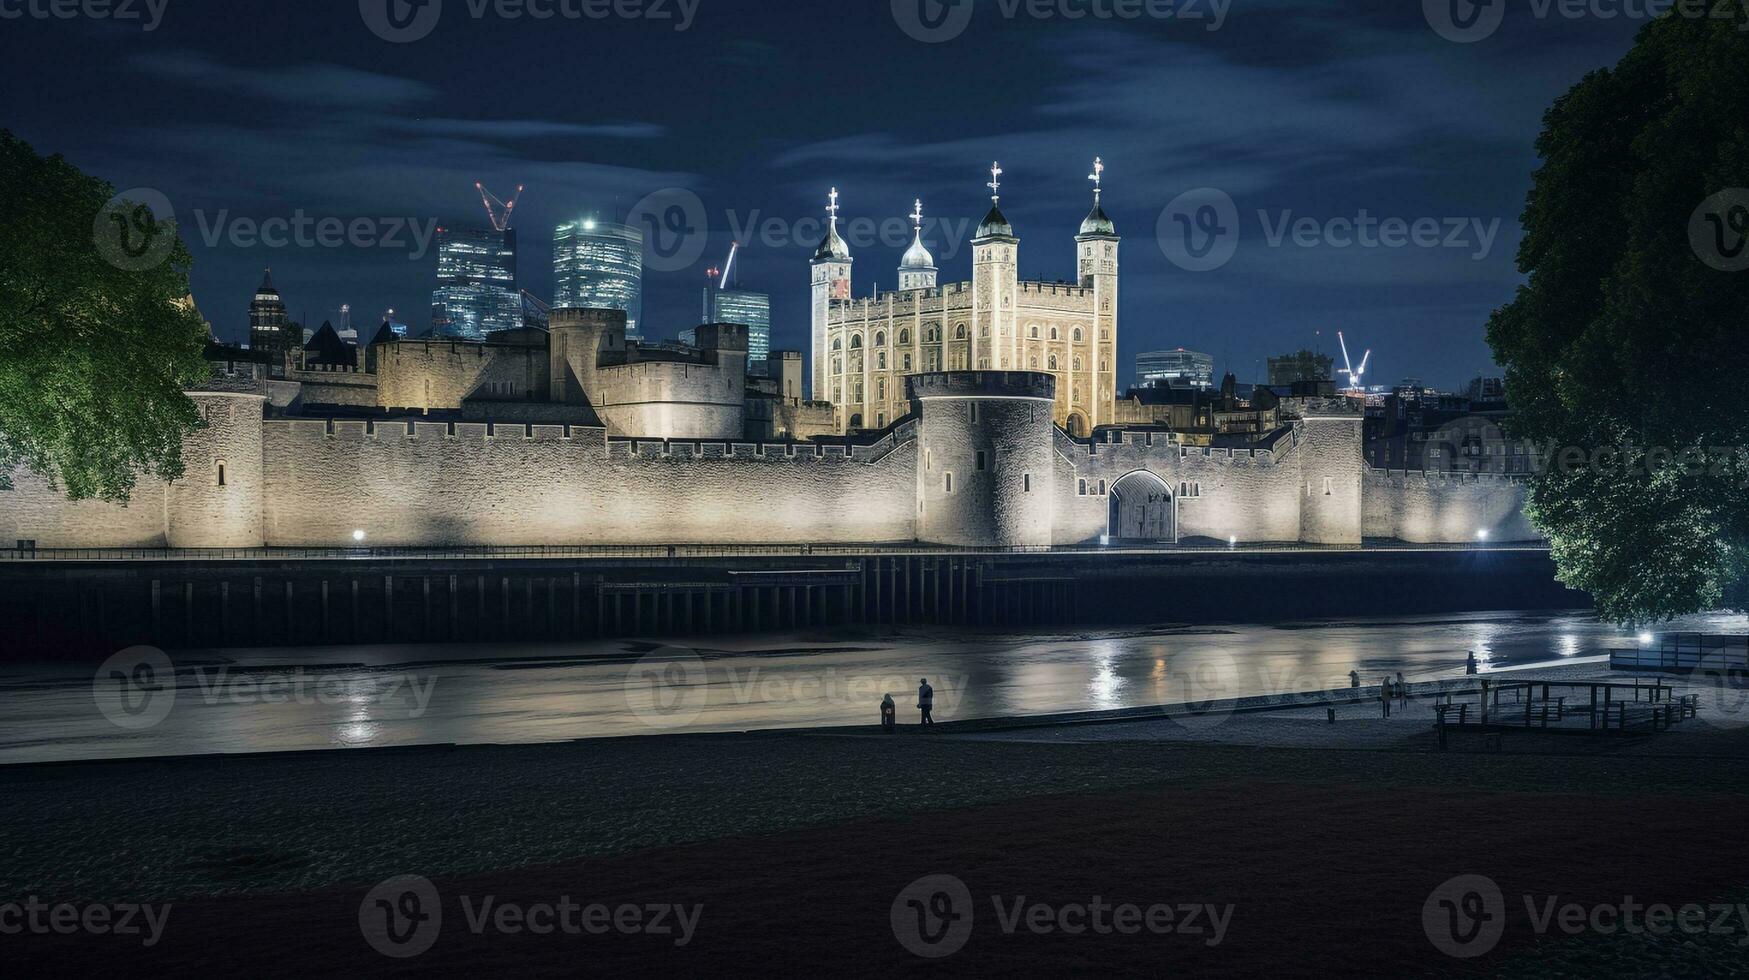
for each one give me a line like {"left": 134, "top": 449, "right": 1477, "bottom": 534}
{"left": 1107, "top": 470, "right": 1175, "bottom": 543}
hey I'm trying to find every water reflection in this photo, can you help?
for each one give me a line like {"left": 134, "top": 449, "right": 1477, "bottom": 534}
{"left": 0, "top": 609, "right": 1743, "bottom": 764}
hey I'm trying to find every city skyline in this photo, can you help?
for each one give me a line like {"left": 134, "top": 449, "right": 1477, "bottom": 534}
{"left": 0, "top": 0, "right": 1653, "bottom": 389}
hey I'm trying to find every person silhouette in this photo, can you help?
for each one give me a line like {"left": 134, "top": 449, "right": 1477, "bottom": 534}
{"left": 880, "top": 693, "right": 896, "bottom": 733}
{"left": 918, "top": 678, "right": 935, "bottom": 725}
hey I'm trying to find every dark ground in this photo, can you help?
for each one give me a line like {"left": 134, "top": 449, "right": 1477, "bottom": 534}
{"left": 3, "top": 730, "right": 1747, "bottom": 977}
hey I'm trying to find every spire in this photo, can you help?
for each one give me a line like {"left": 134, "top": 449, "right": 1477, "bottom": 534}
{"left": 1078, "top": 155, "right": 1116, "bottom": 237}
{"left": 812, "top": 186, "right": 851, "bottom": 262}
{"left": 256, "top": 268, "right": 278, "bottom": 295}
{"left": 975, "top": 161, "right": 1015, "bottom": 240}
{"left": 899, "top": 197, "right": 936, "bottom": 272}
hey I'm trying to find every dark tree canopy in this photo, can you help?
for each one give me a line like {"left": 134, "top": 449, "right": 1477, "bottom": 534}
{"left": 0, "top": 131, "right": 209, "bottom": 502}
{"left": 1487, "top": 9, "right": 1749, "bottom": 623}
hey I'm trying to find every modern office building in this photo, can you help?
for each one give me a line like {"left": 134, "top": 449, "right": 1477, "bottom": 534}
{"left": 430, "top": 226, "right": 521, "bottom": 340}
{"left": 247, "top": 268, "right": 291, "bottom": 355}
{"left": 1134, "top": 348, "right": 1214, "bottom": 390}
{"left": 553, "top": 217, "right": 643, "bottom": 339}
{"left": 712, "top": 289, "right": 771, "bottom": 375}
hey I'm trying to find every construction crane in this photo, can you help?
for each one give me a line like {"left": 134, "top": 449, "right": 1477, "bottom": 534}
{"left": 475, "top": 181, "right": 524, "bottom": 232}
{"left": 719, "top": 241, "right": 739, "bottom": 290}
{"left": 1337, "top": 331, "right": 1371, "bottom": 394}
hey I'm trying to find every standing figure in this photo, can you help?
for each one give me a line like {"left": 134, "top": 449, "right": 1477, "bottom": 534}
{"left": 880, "top": 693, "right": 896, "bottom": 733}
{"left": 917, "top": 678, "right": 935, "bottom": 725}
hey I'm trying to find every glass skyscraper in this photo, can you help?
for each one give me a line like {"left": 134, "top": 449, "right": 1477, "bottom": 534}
{"left": 712, "top": 289, "right": 771, "bottom": 373}
{"left": 430, "top": 226, "right": 520, "bottom": 340}
{"left": 553, "top": 218, "right": 643, "bottom": 339}
{"left": 1135, "top": 348, "right": 1215, "bottom": 390}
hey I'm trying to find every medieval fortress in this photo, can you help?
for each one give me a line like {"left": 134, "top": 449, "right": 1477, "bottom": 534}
{"left": 2, "top": 165, "right": 1536, "bottom": 552}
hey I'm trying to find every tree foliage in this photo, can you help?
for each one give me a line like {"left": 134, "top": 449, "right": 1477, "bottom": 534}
{"left": 1487, "top": 8, "right": 1749, "bottom": 622}
{"left": 0, "top": 131, "right": 209, "bottom": 502}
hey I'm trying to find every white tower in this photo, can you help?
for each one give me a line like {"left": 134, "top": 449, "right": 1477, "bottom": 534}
{"left": 809, "top": 187, "right": 852, "bottom": 401}
{"left": 970, "top": 162, "right": 1019, "bottom": 372}
{"left": 1075, "top": 156, "right": 1119, "bottom": 431}
{"left": 897, "top": 198, "right": 938, "bottom": 292}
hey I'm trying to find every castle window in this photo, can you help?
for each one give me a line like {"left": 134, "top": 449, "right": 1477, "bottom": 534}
{"left": 980, "top": 323, "right": 990, "bottom": 337}
{"left": 1323, "top": 477, "right": 1333, "bottom": 496}
{"left": 1028, "top": 324, "right": 1039, "bottom": 339}
{"left": 899, "top": 329, "right": 909, "bottom": 345}
{"left": 1073, "top": 327, "right": 1084, "bottom": 343}
{"left": 975, "top": 451, "right": 987, "bottom": 471}
{"left": 832, "top": 337, "right": 842, "bottom": 351}
{"left": 955, "top": 324, "right": 967, "bottom": 339}
{"left": 877, "top": 352, "right": 887, "bottom": 369}
{"left": 1182, "top": 482, "right": 1188, "bottom": 497}
{"left": 1050, "top": 326, "right": 1060, "bottom": 340}
{"left": 854, "top": 382, "right": 864, "bottom": 402}
{"left": 877, "top": 379, "right": 886, "bottom": 399}
{"left": 902, "top": 354, "right": 912, "bottom": 371}
{"left": 216, "top": 460, "right": 227, "bottom": 487}
{"left": 978, "top": 357, "right": 989, "bottom": 369}
{"left": 875, "top": 331, "right": 886, "bottom": 347}
{"left": 925, "top": 448, "right": 932, "bottom": 470}
{"left": 877, "top": 413, "right": 886, "bottom": 427}
{"left": 832, "top": 357, "right": 841, "bottom": 375}
{"left": 968, "top": 402, "right": 979, "bottom": 423}
{"left": 850, "top": 413, "right": 863, "bottom": 428}
{"left": 1078, "top": 479, "right": 1087, "bottom": 495}
{"left": 944, "top": 472, "right": 953, "bottom": 494}
{"left": 850, "top": 334, "right": 863, "bottom": 349}
{"left": 1023, "top": 473, "right": 1032, "bottom": 492}
{"left": 1098, "top": 480, "right": 1107, "bottom": 496}
{"left": 1073, "top": 356, "right": 1083, "bottom": 371}
{"left": 1048, "top": 354, "right": 1059, "bottom": 371}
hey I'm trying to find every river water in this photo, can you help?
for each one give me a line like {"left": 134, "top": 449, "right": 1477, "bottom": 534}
{"left": 1, "top": 608, "right": 1741, "bottom": 764}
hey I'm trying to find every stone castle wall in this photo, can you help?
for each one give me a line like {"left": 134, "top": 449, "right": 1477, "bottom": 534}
{"left": 2, "top": 374, "right": 1539, "bottom": 551}
{"left": 258, "top": 420, "right": 917, "bottom": 547}
{"left": 375, "top": 339, "right": 550, "bottom": 411}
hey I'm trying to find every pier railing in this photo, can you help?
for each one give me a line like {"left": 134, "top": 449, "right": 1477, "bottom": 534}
{"left": 1610, "top": 633, "right": 1749, "bottom": 672}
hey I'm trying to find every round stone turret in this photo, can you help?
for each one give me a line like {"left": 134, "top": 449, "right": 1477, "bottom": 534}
{"left": 910, "top": 371, "right": 1056, "bottom": 548}
{"left": 166, "top": 388, "right": 267, "bottom": 548}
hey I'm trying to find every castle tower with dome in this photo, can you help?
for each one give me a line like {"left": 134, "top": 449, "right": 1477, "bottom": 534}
{"left": 810, "top": 161, "right": 1119, "bottom": 436}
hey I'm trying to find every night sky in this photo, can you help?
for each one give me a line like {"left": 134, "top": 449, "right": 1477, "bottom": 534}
{"left": 3, "top": 0, "right": 1645, "bottom": 389}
